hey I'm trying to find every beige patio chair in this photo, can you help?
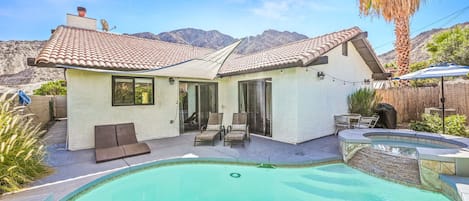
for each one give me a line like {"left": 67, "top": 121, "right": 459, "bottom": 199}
{"left": 224, "top": 113, "right": 250, "bottom": 147}
{"left": 194, "top": 113, "right": 224, "bottom": 146}
{"left": 355, "top": 115, "right": 380, "bottom": 129}
{"left": 334, "top": 114, "right": 361, "bottom": 135}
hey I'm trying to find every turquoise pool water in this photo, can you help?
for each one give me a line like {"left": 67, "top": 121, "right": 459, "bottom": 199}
{"left": 70, "top": 163, "right": 449, "bottom": 201}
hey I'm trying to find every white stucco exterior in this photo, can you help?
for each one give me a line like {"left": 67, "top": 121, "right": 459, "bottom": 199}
{"left": 66, "top": 41, "right": 374, "bottom": 150}
{"left": 66, "top": 70, "right": 180, "bottom": 150}
{"left": 218, "top": 42, "right": 372, "bottom": 143}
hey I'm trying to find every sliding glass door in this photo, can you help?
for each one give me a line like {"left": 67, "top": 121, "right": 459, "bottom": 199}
{"left": 239, "top": 78, "right": 272, "bottom": 137}
{"left": 179, "top": 82, "right": 217, "bottom": 133}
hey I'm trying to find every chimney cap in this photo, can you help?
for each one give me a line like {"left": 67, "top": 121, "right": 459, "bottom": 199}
{"left": 77, "top": 6, "right": 86, "bottom": 11}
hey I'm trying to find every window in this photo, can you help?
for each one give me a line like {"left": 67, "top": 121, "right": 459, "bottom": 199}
{"left": 112, "top": 76, "right": 154, "bottom": 106}
{"left": 342, "top": 42, "right": 348, "bottom": 56}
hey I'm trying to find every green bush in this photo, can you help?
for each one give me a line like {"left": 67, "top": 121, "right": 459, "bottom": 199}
{"left": 33, "top": 80, "right": 66, "bottom": 96}
{"left": 348, "top": 88, "right": 381, "bottom": 116}
{"left": 410, "top": 113, "right": 469, "bottom": 137}
{"left": 0, "top": 94, "right": 48, "bottom": 193}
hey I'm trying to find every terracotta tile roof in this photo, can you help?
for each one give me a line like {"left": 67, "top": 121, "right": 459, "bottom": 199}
{"left": 35, "top": 26, "right": 213, "bottom": 70}
{"left": 36, "top": 26, "right": 385, "bottom": 78}
{"left": 218, "top": 27, "right": 364, "bottom": 75}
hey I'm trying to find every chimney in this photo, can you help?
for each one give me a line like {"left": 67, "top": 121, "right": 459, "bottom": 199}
{"left": 66, "top": 6, "right": 97, "bottom": 30}
{"left": 77, "top": 7, "right": 86, "bottom": 17}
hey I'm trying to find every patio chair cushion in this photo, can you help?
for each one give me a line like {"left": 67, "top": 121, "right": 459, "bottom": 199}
{"left": 195, "top": 130, "right": 219, "bottom": 140}
{"left": 95, "top": 124, "right": 118, "bottom": 149}
{"left": 122, "top": 143, "right": 151, "bottom": 157}
{"left": 95, "top": 146, "right": 125, "bottom": 163}
{"left": 116, "top": 123, "right": 138, "bottom": 146}
{"left": 206, "top": 124, "right": 221, "bottom": 131}
{"left": 225, "top": 131, "right": 245, "bottom": 141}
{"left": 231, "top": 124, "right": 246, "bottom": 131}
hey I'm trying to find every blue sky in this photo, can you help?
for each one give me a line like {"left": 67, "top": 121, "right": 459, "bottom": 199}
{"left": 0, "top": 0, "right": 467, "bottom": 54}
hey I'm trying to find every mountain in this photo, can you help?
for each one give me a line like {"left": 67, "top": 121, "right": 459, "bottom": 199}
{"left": 236, "top": 30, "right": 308, "bottom": 54}
{"left": 378, "top": 22, "right": 469, "bottom": 65}
{"left": 128, "top": 28, "right": 308, "bottom": 54}
{"left": 128, "top": 28, "right": 236, "bottom": 50}
{"left": 0, "top": 40, "right": 64, "bottom": 93}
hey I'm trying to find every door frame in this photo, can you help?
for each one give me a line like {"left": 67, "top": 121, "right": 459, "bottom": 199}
{"left": 178, "top": 81, "right": 219, "bottom": 134}
{"left": 238, "top": 78, "right": 272, "bottom": 137}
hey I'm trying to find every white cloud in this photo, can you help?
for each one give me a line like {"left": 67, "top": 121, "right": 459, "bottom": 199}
{"left": 250, "top": 0, "right": 346, "bottom": 20}
{"left": 251, "top": 0, "right": 294, "bottom": 20}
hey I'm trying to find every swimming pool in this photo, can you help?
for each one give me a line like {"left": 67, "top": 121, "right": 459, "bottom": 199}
{"left": 67, "top": 163, "right": 449, "bottom": 201}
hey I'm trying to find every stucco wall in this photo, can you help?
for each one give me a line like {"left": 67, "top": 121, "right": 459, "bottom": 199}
{"left": 218, "top": 42, "right": 373, "bottom": 143}
{"left": 218, "top": 68, "right": 299, "bottom": 143}
{"left": 295, "top": 42, "right": 373, "bottom": 142}
{"left": 66, "top": 69, "right": 180, "bottom": 150}
{"left": 66, "top": 41, "right": 375, "bottom": 150}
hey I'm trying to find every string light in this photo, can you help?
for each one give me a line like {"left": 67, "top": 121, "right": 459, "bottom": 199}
{"left": 306, "top": 66, "right": 372, "bottom": 86}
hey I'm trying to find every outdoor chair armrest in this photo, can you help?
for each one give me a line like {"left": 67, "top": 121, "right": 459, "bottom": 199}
{"left": 222, "top": 125, "right": 226, "bottom": 135}
{"left": 226, "top": 125, "right": 232, "bottom": 134}
{"left": 246, "top": 125, "right": 250, "bottom": 140}
{"left": 200, "top": 125, "right": 207, "bottom": 132}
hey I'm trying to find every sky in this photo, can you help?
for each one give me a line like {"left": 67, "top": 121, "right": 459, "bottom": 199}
{"left": 0, "top": 0, "right": 468, "bottom": 54}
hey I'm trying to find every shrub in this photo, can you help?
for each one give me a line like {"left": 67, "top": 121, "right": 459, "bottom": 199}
{"left": 0, "top": 93, "right": 48, "bottom": 193}
{"left": 410, "top": 113, "right": 469, "bottom": 137}
{"left": 33, "top": 80, "right": 66, "bottom": 96}
{"left": 348, "top": 88, "right": 382, "bottom": 116}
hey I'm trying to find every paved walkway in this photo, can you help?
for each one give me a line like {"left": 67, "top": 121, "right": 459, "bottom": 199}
{"left": 0, "top": 121, "right": 340, "bottom": 201}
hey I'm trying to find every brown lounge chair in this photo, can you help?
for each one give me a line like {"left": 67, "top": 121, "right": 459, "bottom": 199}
{"left": 194, "top": 113, "right": 224, "bottom": 146}
{"left": 95, "top": 124, "right": 125, "bottom": 163}
{"left": 116, "top": 123, "right": 151, "bottom": 157}
{"left": 94, "top": 123, "right": 150, "bottom": 163}
{"left": 224, "top": 113, "right": 250, "bottom": 147}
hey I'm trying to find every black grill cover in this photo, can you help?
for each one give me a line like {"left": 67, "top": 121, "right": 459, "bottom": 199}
{"left": 375, "top": 103, "right": 397, "bottom": 129}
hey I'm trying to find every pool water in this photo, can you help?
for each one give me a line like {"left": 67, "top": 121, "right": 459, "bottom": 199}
{"left": 372, "top": 139, "right": 449, "bottom": 158}
{"left": 71, "top": 163, "right": 449, "bottom": 201}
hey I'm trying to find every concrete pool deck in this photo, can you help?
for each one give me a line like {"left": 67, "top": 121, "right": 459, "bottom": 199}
{"left": 0, "top": 120, "right": 341, "bottom": 201}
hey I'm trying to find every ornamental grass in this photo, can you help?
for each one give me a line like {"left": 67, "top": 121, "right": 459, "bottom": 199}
{"left": 0, "top": 93, "right": 48, "bottom": 194}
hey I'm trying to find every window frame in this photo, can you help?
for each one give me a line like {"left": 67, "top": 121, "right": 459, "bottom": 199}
{"left": 112, "top": 76, "right": 155, "bottom": 106}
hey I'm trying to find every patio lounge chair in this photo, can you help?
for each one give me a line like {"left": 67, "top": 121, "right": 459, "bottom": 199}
{"left": 115, "top": 123, "right": 151, "bottom": 157}
{"left": 194, "top": 113, "right": 224, "bottom": 146}
{"left": 94, "top": 124, "right": 125, "bottom": 163}
{"left": 355, "top": 115, "right": 380, "bottom": 128}
{"left": 224, "top": 113, "right": 250, "bottom": 147}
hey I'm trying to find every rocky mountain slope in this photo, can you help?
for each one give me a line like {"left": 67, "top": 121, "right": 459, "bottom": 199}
{"left": 235, "top": 30, "right": 308, "bottom": 54}
{"left": 0, "top": 41, "right": 64, "bottom": 92}
{"left": 378, "top": 22, "right": 469, "bottom": 65}
{"left": 128, "top": 28, "right": 236, "bottom": 50}
{"left": 128, "top": 28, "right": 308, "bottom": 54}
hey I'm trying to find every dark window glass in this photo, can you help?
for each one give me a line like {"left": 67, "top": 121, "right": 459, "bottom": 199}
{"left": 342, "top": 43, "right": 348, "bottom": 56}
{"left": 135, "top": 78, "right": 154, "bottom": 105}
{"left": 112, "top": 77, "right": 154, "bottom": 106}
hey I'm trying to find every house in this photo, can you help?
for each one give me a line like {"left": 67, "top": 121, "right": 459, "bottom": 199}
{"left": 33, "top": 12, "right": 389, "bottom": 150}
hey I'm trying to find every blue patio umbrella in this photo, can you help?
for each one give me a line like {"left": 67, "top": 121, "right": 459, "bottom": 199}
{"left": 395, "top": 63, "right": 469, "bottom": 134}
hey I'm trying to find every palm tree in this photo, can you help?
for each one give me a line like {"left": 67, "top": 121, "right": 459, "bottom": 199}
{"left": 358, "top": 0, "right": 423, "bottom": 85}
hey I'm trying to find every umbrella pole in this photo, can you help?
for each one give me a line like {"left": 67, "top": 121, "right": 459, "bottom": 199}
{"left": 441, "top": 76, "right": 445, "bottom": 134}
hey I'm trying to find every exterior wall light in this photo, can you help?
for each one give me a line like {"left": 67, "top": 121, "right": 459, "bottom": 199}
{"left": 364, "top": 79, "right": 371, "bottom": 84}
{"left": 169, "top": 77, "right": 175, "bottom": 85}
{"left": 317, "top": 71, "right": 325, "bottom": 80}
